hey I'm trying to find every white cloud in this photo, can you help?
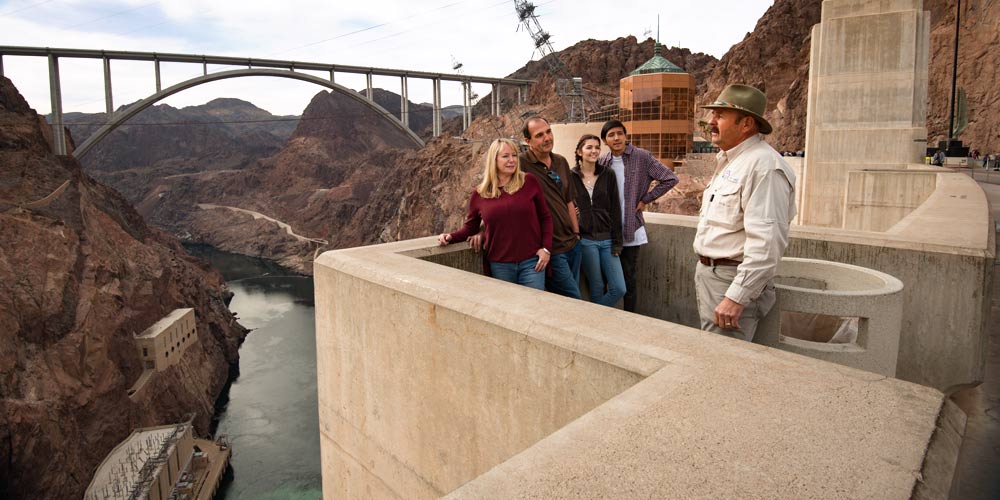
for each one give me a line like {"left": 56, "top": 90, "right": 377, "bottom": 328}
{"left": 1, "top": 0, "right": 774, "bottom": 115}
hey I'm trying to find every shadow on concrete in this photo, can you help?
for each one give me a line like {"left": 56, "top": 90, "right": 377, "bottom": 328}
{"left": 948, "top": 181, "right": 1000, "bottom": 500}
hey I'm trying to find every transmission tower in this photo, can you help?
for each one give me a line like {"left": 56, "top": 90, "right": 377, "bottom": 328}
{"left": 514, "top": 0, "right": 596, "bottom": 122}
{"left": 515, "top": 0, "right": 566, "bottom": 76}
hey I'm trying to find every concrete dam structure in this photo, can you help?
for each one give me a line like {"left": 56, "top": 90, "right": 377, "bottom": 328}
{"left": 313, "top": 1, "right": 990, "bottom": 498}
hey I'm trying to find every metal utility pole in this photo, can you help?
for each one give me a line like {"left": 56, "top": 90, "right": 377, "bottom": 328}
{"left": 946, "top": 0, "right": 961, "bottom": 150}
{"left": 514, "top": 0, "right": 596, "bottom": 122}
{"left": 514, "top": 0, "right": 566, "bottom": 77}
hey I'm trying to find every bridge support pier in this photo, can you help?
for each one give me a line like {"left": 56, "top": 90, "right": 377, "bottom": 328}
{"left": 329, "top": 69, "right": 335, "bottom": 84}
{"left": 0, "top": 56, "right": 5, "bottom": 77}
{"left": 462, "top": 81, "right": 470, "bottom": 131}
{"left": 47, "top": 54, "right": 67, "bottom": 155}
{"left": 154, "top": 59, "right": 162, "bottom": 92}
{"left": 103, "top": 56, "right": 114, "bottom": 118}
{"left": 400, "top": 76, "right": 409, "bottom": 128}
{"left": 492, "top": 83, "right": 499, "bottom": 117}
{"left": 366, "top": 72, "right": 373, "bottom": 101}
{"left": 432, "top": 78, "right": 441, "bottom": 137}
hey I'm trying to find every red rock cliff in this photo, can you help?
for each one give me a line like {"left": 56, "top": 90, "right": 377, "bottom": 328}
{"left": 0, "top": 76, "right": 246, "bottom": 499}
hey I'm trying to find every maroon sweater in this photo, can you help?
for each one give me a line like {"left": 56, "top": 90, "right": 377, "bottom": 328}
{"left": 449, "top": 173, "right": 553, "bottom": 263}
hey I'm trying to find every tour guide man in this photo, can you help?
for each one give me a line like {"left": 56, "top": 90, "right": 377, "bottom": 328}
{"left": 520, "top": 116, "right": 583, "bottom": 299}
{"left": 694, "top": 84, "right": 796, "bottom": 341}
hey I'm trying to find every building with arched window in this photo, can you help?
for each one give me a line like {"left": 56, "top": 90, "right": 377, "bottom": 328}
{"left": 618, "top": 43, "right": 695, "bottom": 162}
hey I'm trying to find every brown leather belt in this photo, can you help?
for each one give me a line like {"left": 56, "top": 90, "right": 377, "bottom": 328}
{"left": 698, "top": 255, "right": 742, "bottom": 267}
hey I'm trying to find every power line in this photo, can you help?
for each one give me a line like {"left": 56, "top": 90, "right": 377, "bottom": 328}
{"left": 348, "top": 0, "right": 512, "bottom": 53}
{"left": 61, "top": 1, "right": 157, "bottom": 30}
{"left": 0, "top": 0, "right": 56, "bottom": 18}
{"left": 109, "top": 18, "right": 172, "bottom": 37}
{"left": 266, "top": 0, "right": 478, "bottom": 57}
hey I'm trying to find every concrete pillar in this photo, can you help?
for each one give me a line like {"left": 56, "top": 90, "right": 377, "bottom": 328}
{"left": 401, "top": 76, "right": 409, "bottom": 128}
{"left": 366, "top": 72, "right": 373, "bottom": 101}
{"left": 47, "top": 54, "right": 67, "bottom": 155}
{"left": 799, "top": 0, "right": 930, "bottom": 228}
{"left": 492, "top": 83, "right": 499, "bottom": 116}
{"left": 0, "top": 56, "right": 4, "bottom": 78}
{"left": 432, "top": 78, "right": 441, "bottom": 137}
{"left": 462, "top": 81, "right": 470, "bottom": 131}
{"left": 467, "top": 83, "right": 474, "bottom": 128}
{"left": 154, "top": 58, "right": 162, "bottom": 92}
{"left": 202, "top": 59, "right": 207, "bottom": 76}
{"left": 329, "top": 69, "right": 335, "bottom": 83}
{"left": 103, "top": 56, "right": 114, "bottom": 118}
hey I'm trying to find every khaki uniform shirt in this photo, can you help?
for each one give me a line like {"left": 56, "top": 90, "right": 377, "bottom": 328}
{"left": 693, "top": 135, "right": 796, "bottom": 305}
{"left": 521, "top": 150, "right": 578, "bottom": 254}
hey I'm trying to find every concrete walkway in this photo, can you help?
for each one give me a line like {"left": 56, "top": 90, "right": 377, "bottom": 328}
{"left": 192, "top": 438, "right": 230, "bottom": 500}
{"left": 949, "top": 181, "right": 1000, "bottom": 499}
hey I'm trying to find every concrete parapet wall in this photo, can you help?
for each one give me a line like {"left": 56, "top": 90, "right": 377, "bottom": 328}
{"left": 315, "top": 244, "right": 645, "bottom": 499}
{"left": 315, "top": 235, "right": 966, "bottom": 499}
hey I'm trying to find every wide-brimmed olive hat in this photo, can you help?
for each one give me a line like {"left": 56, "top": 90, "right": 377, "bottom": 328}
{"left": 700, "top": 84, "right": 772, "bottom": 135}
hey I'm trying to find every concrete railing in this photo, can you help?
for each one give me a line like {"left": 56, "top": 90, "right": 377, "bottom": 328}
{"left": 315, "top": 236, "right": 966, "bottom": 500}
{"left": 313, "top": 169, "right": 989, "bottom": 500}
{"left": 757, "top": 257, "right": 904, "bottom": 376}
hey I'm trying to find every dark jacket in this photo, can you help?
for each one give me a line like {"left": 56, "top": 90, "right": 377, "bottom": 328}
{"left": 570, "top": 163, "right": 624, "bottom": 254}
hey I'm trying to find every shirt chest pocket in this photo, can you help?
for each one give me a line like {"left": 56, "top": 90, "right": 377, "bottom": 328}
{"left": 706, "top": 181, "right": 743, "bottom": 229}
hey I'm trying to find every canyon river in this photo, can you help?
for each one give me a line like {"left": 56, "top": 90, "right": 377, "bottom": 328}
{"left": 187, "top": 245, "right": 322, "bottom": 499}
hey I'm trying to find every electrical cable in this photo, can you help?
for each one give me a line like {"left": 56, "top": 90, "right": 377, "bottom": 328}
{"left": 0, "top": 0, "right": 56, "bottom": 18}
{"left": 266, "top": 0, "right": 478, "bottom": 57}
{"left": 61, "top": 1, "right": 157, "bottom": 30}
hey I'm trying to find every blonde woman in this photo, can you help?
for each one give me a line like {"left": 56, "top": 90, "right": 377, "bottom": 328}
{"left": 439, "top": 138, "right": 553, "bottom": 289}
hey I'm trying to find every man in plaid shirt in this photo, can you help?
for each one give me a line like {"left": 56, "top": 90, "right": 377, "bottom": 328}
{"left": 598, "top": 120, "right": 679, "bottom": 312}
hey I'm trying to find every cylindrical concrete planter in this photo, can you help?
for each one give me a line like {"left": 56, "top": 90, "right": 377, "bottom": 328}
{"left": 756, "top": 257, "right": 904, "bottom": 377}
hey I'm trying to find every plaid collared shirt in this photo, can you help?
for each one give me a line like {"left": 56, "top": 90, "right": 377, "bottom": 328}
{"left": 598, "top": 144, "right": 679, "bottom": 243}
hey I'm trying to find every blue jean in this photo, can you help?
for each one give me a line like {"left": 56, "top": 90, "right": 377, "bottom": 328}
{"left": 490, "top": 256, "right": 545, "bottom": 290}
{"left": 546, "top": 241, "right": 582, "bottom": 299}
{"left": 579, "top": 238, "right": 626, "bottom": 306}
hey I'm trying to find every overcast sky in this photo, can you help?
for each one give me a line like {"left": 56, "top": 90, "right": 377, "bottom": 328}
{"left": 0, "top": 0, "right": 774, "bottom": 116}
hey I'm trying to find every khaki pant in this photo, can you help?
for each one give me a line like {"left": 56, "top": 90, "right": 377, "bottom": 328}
{"left": 695, "top": 262, "right": 775, "bottom": 342}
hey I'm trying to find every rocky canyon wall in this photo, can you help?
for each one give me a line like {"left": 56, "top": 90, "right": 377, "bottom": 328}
{"left": 0, "top": 76, "right": 246, "bottom": 499}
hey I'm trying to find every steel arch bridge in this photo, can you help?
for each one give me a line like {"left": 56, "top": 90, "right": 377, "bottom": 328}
{"left": 74, "top": 68, "right": 424, "bottom": 157}
{"left": 0, "top": 46, "right": 535, "bottom": 157}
